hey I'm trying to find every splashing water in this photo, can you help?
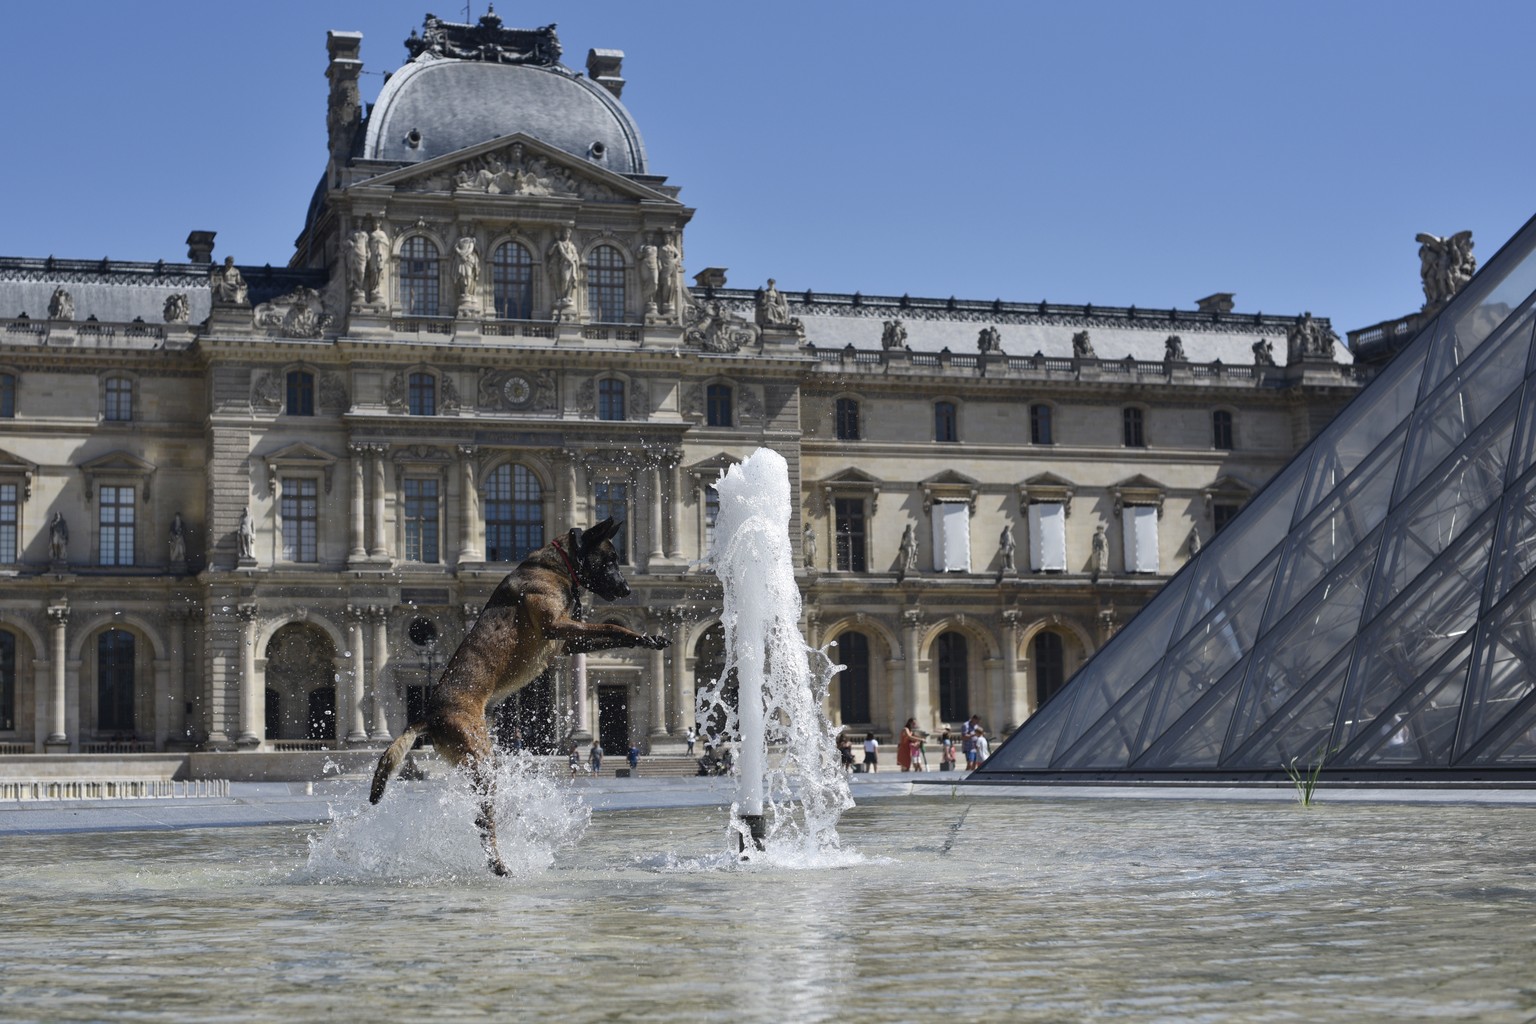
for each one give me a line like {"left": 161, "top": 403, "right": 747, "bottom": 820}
{"left": 297, "top": 755, "right": 590, "bottom": 885}
{"left": 700, "top": 448, "right": 855, "bottom": 864}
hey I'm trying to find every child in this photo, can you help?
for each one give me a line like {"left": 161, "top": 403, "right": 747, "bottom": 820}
{"left": 862, "top": 731, "right": 879, "bottom": 773}
{"left": 940, "top": 730, "right": 957, "bottom": 771}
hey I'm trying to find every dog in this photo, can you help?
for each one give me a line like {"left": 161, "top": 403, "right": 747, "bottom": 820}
{"left": 369, "top": 517, "right": 670, "bottom": 875}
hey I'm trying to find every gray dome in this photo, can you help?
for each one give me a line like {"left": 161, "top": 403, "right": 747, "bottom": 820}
{"left": 363, "top": 56, "right": 647, "bottom": 174}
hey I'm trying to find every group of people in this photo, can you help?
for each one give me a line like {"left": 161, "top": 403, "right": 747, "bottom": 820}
{"left": 836, "top": 714, "right": 992, "bottom": 774}
{"left": 569, "top": 740, "right": 640, "bottom": 776}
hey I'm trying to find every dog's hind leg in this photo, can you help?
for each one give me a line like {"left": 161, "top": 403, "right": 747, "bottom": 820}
{"left": 464, "top": 751, "right": 510, "bottom": 877}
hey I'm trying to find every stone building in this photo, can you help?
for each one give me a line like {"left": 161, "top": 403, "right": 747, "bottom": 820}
{"left": 0, "top": 13, "right": 1365, "bottom": 760}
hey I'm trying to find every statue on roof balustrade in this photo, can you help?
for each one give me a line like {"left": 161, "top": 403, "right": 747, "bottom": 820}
{"left": 48, "top": 286, "right": 74, "bottom": 321}
{"left": 1416, "top": 230, "right": 1476, "bottom": 311}
{"left": 881, "top": 319, "right": 908, "bottom": 351}
{"left": 1072, "top": 330, "right": 1096, "bottom": 359}
{"left": 209, "top": 257, "right": 248, "bottom": 307}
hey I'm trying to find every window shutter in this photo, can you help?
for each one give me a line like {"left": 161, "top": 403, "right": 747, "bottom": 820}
{"left": 1028, "top": 502, "right": 1067, "bottom": 571}
{"left": 933, "top": 501, "right": 970, "bottom": 572}
{"left": 1122, "top": 505, "right": 1159, "bottom": 573}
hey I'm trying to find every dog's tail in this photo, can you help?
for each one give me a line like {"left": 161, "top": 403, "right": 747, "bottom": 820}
{"left": 369, "top": 723, "right": 425, "bottom": 805}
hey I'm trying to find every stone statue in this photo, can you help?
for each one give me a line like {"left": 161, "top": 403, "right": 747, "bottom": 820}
{"left": 657, "top": 232, "right": 681, "bottom": 315}
{"left": 1090, "top": 524, "right": 1108, "bottom": 582}
{"left": 547, "top": 226, "right": 580, "bottom": 311}
{"left": 366, "top": 221, "right": 390, "bottom": 304}
{"left": 1072, "top": 330, "right": 1096, "bottom": 359}
{"left": 48, "top": 286, "right": 74, "bottom": 321}
{"left": 803, "top": 522, "right": 817, "bottom": 569}
{"left": 881, "top": 319, "right": 908, "bottom": 351}
{"left": 638, "top": 240, "right": 659, "bottom": 314}
{"left": 1187, "top": 526, "right": 1202, "bottom": 557}
{"left": 1286, "top": 311, "right": 1338, "bottom": 362}
{"left": 1164, "top": 335, "right": 1186, "bottom": 362}
{"left": 209, "top": 257, "right": 249, "bottom": 306}
{"left": 977, "top": 325, "right": 1003, "bottom": 354}
{"left": 454, "top": 236, "right": 480, "bottom": 311}
{"left": 169, "top": 513, "right": 186, "bottom": 565}
{"left": 897, "top": 523, "right": 917, "bottom": 582}
{"left": 346, "top": 229, "right": 369, "bottom": 304}
{"left": 755, "top": 278, "right": 793, "bottom": 329}
{"left": 48, "top": 512, "right": 68, "bottom": 564}
{"left": 1252, "top": 337, "right": 1275, "bottom": 366}
{"left": 999, "top": 524, "right": 1016, "bottom": 576}
{"left": 163, "top": 293, "right": 190, "bottom": 324}
{"left": 1416, "top": 230, "right": 1476, "bottom": 310}
{"left": 237, "top": 508, "right": 255, "bottom": 561}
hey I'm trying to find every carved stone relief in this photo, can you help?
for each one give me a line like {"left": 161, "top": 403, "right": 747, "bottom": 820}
{"left": 319, "top": 373, "right": 349, "bottom": 413}
{"left": 254, "top": 286, "right": 332, "bottom": 339}
{"left": 163, "top": 293, "right": 190, "bottom": 324}
{"left": 479, "top": 368, "right": 557, "bottom": 412}
{"left": 683, "top": 299, "right": 760, "bottom": 352}
{"left": 47, "top": 286, "right": 74, "bottom": 321}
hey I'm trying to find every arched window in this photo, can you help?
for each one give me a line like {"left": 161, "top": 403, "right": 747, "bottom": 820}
{"left": 492, "top": 241, "right": 534, "bottom": 319}
{"left": 1030, "top": 403, "right": 1053, "bottom": 445}
{"left": 1122, "top": 406, "right": 1146, "bottom": 447}
{"left": 0, "top": 631, "right": 14, "bottom": 731}
{"left": 286, "top": 370, "right": 315, "bottom": 416}
{"left": 598, "top": 378, "right": 625, "bottom": 421}
{"left": 935, "top": 400, "right": 958, "bottom": 442}
{"left": 97, "top": 629, "right": 135, "bottom": 733}
{"left": 837, "top": 631, "right": 871, "bottom": 725}
{"left": 936, "top": 631, "right": 969, "bottom": 723}
{"left": 835, "top": 397, "right": 861, "bottom": 440}
{"left": 399, "top": 236, "right": 441, "bottom": 316}
{"left": 1212, "top": 409, "right": 1235, "bottom": 450}
{"left": 706, "top": 383, "right": 733, "bottom": 427}
{"left": 485, "top": 463, "right": 544, "bottom": 562}
{"left": 0, "top": 372, "right": 14, "bottom": 418}
{"left": 1034, "top": 631, "right": 1066, "bottom": 706}
{"left": 587, "top": 244, "right": 626, "bottom": 322}
{"left": 408, "top": 372, "right": 436, "bottom": 416}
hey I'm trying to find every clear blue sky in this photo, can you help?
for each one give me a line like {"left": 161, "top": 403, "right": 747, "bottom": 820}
{"left": 4, "top": 1, "right": 1532, "bottom": 335}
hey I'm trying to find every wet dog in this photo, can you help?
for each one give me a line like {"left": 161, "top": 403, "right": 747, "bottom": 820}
{"left": 369, "top": 518, "right": 670, "bottom": 875}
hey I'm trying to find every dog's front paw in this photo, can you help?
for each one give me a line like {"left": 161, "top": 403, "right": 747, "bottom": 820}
{"left": 638, "top": 634, "right": 671, "bottom": 649}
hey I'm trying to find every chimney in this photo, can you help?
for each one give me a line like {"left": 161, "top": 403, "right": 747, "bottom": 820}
{"left": 586, "top": 49, "right": 626, "bottom": 98}
{"left": 1195, "top": 292, "right": 1235, "bottom": 315}
{"left": 326, "top": 31, "right": 364, "bottom": 176}
{"left": 186, "top": 231, "right": 216, "bottom": 263}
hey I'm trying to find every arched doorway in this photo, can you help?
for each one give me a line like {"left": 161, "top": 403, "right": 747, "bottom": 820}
{"left": 936, "top": 631, "right": 969, "bottom": 724}
{"left": 835, "top": 631, "right": 872, "bottom": 726}
{"left": 1034, "top": 631, "right": 1067, "bottom": 706}
{"left": 96, "top": 629, "right": 137, "bottom": 739}
{"left": 264, "top": 623, "right": 337, "bottom": 743}
{"left": 693, "top": 623, "right": 739, "bottom": 745}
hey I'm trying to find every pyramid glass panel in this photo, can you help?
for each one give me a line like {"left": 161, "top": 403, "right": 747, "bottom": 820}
{"left": 976, "top": 212, "right": 1536, "bottom": 782}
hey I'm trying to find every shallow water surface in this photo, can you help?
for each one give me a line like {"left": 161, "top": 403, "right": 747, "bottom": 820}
{"left": 2, "top": 796, "right": 1533, "bottom": 1023}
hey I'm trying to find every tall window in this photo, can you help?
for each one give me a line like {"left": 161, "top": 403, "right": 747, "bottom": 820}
{"left": 399, "top": 236, "right": 440, "bottom": 316}
{"left": 834, "top": 497, "right": 867, "bottom": 572}
{"left": 0, "top": 632, "right": 14, "bottom": 730}
{"left": 0, "top": 483, "right": 15, "bottom": 564}
{"left": 286, "top": 370, "right": 315, "bottom": 416}
{"left": 492, "top": 241, "right": 534, "bottom": 319}
{"left": 408, "top": 372, "right": 436, "bottom": 416}
{"left": 934, "top": 401, "right": 958, "bottom": 443}
{"left": 98, "top": 485, "right": 135, "bottom": 566}
{"left": 97, "top": 629, "right": 135, "bottom": 733}
{"left": 587, "top": 244, "right": 626, "bottom": 322}
{"left": 837, "top": 631, "right": 871, "bottom": 725}
{"left": 593, "top": 482, "right": 629, "bottom": 561}
{"left": 0, "top": 373, "right": 14, "bottom": 418}
{"left": 1122, "top": 406, "right": 1146, "bottom": 448}
{"left": 706, "top": 384, "right": 733, "bottom": 427}
{"left": 1213, "top": 502, "right": 1241, "bottom": 533}
{"left": 598, "top": 378, "right": 625, "bottom": 421}
{"left": 403, "top": 478, "right": 440, "bottom": 562}
{"left": 1030, "top": 403, "right": 1053, "bottom": 445}
{"left": 834, "top": 397, "right": 861, "bottom": 441}
{"left": 1034, "top": 631, "right": 1066, "bottom": 706}
{"left": 104, "top": 377, "right": 133, "bottom": 422}
{"left": 485, "top": 464, "right": 543, "bottom": 562}
{"left": 936, "top": 631, "right": 969, "bottom": 723}
{"left": 1212, "top": 409, "right": 1235, "bottom": 450}
{"left": 281, "top": 478, "right": 318, "bottom": 562}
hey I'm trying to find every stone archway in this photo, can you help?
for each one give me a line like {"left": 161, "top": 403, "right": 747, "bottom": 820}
{"left": 264, "top": 623, "right": 338, "bottom": 743}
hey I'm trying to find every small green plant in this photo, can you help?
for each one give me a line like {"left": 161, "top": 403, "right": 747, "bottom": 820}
{"left": 1282, "top": 746, "right": 1329, "bottom": 807}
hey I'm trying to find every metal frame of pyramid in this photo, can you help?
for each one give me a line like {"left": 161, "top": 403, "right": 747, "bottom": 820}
{"left": 977, "top": 212, "right": 1536, "bottom": 783}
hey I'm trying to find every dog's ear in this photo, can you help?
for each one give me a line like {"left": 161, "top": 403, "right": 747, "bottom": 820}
{"left": 584, "top": 517, "right": 620, "bottom": 547}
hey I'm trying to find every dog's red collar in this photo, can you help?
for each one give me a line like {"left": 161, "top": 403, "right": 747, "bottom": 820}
{"left": 550, "top": 538, "right": 585, "bottom": 593}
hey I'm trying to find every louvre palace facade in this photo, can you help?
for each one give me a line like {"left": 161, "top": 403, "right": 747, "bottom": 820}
{"left": 0, "top": 13, "right": 1366, "bottom": 760}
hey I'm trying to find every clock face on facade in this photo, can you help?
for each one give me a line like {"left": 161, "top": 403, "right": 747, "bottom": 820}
{"left": 502, "top": 374, "right": 532, "bottom": 406}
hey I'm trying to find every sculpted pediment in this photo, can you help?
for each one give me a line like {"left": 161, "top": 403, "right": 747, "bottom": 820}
{"left": 262, "top": 442, "right": 339, "bottom": 495}
{"left": 357, "top": 133, "right": 679, "bottom": 205}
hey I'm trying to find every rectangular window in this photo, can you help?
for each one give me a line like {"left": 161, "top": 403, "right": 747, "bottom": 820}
{"left": 105, "top": 378, "right": 133, "bottom": 422}
{"left": 0, "top": 374, "right": 14, "bottom": 418}
{"left": 281, "top": 477, "right": 318, "bottom": 562}
{"left": 286, "top": 371, "right": 315, "bottom": 416}
{"left": 1122, "top": 505, "right": 1159, "bottom": 573}
{"left": 1027, "top": 502, "right": 1067, "bottom": 572}
{"left": 706, "top": 384, "right": 733, "bottom": 427}
{"left": 1030, "top": 404, "right": 1053, "bottom": 445}
{"left": 593, "top": 482, "right": 629, "bottom": 561}
{"left": 404, "top": 478, "right": 440, "bottom": 563}
{"left": 0, "top": 483, "right": 15, "bottom": 563}
{"left": 98, "top": 485, "right": 135, "bottom": 566}
{"left": 1123, "top": 407, "right": 1145, "bottom": 447}
{"left": 931, "top": 500, "right": 971, "bottom": 572}
{"left": 598, "top": 379, "right": 626, "bottom": 421}
{"left": 833, "top": 497, "right": 866, "bottom": 572}
{"left": 935, "top": 401, "right": 958, "bottom": 443}
{"left": 834, "top": 398, "right": 860, "bottom": 441}
{"left": 1213, "top": 502, "right": 1241, "bottom": 533}
{"left": 1213, "top": 410, "right": 1235, "bottom": 450}
{"left": 408, "top": 373, "right": 436, "bottom": 416}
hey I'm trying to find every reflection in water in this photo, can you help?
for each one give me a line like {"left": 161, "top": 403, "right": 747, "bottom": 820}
{"left": 2, "top": 797, "right": 1534, "bottom": 1022}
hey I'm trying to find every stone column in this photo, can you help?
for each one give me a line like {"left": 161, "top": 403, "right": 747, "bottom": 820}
{"left": 369, "top": 444, "right": 388, "bottom": 560}
{"left": 458, "top": 444, "right": 482, "bottom": 563}
{"left": 152, "top": 656, "right": 171, "bottom": 750}
{"left": 168, "top": 609, "right": 188, "bottom": 745}
{"left": 237, "top": 603, "right": 261, "bottom": 747}
{"left": 570, "top": 653, "right": 591, "bottom": 742}
{"left": 647, "top": 459, "right": 665, "bottom": 565}
{"left": 347, "top": 442, "right": 367, "bottom": 562}
{"left": 1001, "top": 610, "right": 1028, "bottom": 726}
{"left": 647, "top": 614, "right": 668, "bottom": 740}
{"left": 368, "top": 606, "right": 391, "bottom": 740}
{"left": 902, "top": 608, "right": 927, "bottom": 730}
{"left": 345, "top": 605, "right": 369, "bottom": 743}
{"left": 666, "top": 453, "right": 683, "bottom": 560}
{"left": 668, "top": 614, "right": 691, "bottom": 734}
{"left": 46, "top": 604, "right": 69, "bottom": 748}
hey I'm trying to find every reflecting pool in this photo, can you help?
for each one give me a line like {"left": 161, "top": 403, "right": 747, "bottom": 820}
{"left": 2, "top": 794, "right": 1533, "bottom": 1022}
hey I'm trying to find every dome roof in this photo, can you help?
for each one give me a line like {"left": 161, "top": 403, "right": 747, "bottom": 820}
{"left": 363, "top": 56, "right": 648, "bottom": 175}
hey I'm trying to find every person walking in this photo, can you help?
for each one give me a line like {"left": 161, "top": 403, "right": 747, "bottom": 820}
{"left": 837, "top": 730, "right": 856, "bottom": 773}
{"left": 862, "top": 732, "right": 879, "bottom": 773}
{"left": 897, "top": 718, "right": 918, "bottom": 772}
{"left": 589, "top": 739, "right": 604, "bottom": 775}
{"left": 963, "top": 715, "right": 982, "bottom": 770}
{"left": 627, "top": 744, "right": 640, "bottom": 774}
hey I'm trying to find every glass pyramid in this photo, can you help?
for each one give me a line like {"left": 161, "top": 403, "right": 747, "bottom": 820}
{"left": 979, "top": 213, "right": 1536, "bottom": 782}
